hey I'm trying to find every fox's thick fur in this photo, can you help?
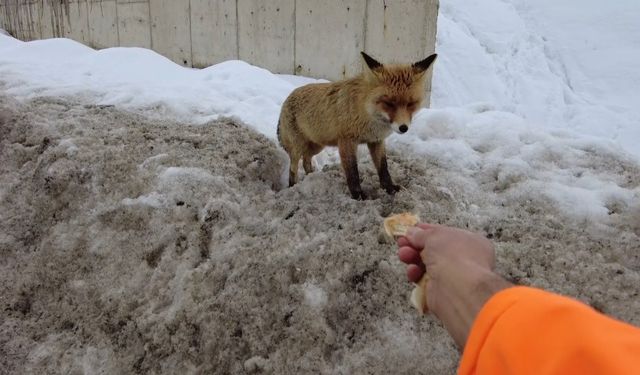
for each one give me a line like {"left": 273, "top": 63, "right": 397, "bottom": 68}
{"left": 278, "top": 52, "right": 437, "bottom": 199}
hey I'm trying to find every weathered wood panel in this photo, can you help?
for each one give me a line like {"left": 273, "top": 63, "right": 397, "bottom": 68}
{"left": 37, "top": 0, "right": 53, "bottom": 38}
{"left": 237, "top": 0, "right": 294, "bottom": 74}
{"left": 38, "top": 0, "right": 68, "bottom": 38}
{"left": 1, "top": 0, "right": 39, "bottom": 40}
{"left": 0, "top": 4, "right": 5, "bottom": 32}
{"left": 116, "top": 0, "right": 151, "bottom": 48}
{"left": 423, "top": 0, "right": 439, "bottom": 105}
{"left": 149, "top": 0, "right": 191, "bottom": 66}
{"left": 87, "top": 0, "right": 118, "bottom": 48}
{"left": 295, "top": 0, "right": 366, "bottom": 80}
{"left": 190, "top": 0, "right": 237, "bottom": 68}
{"left": 1, "top": 0, "right": 438, "bottom": 92}
{"left": 63, "top": 0, "right": 90, "bottom": 43}
{"left": 366, "top": 0, "right": 425, "bottom": 62}
{"left": 366, "top": 0, "right": 439, "bottom": 104}
{"left": 3, "top": 0, "right": 20, "bottom": 38}
{"left": 424, "top": 0, "right": 439, "bottom": 56}
{"left": 19, "top": 0, "right": 40, "bottom": 40}
{"left": 0, "top": 1, "right": 16, "bottom": 37}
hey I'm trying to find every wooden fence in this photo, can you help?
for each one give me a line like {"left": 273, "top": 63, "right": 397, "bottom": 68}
{"left": 0, "top": 0, "right": 438, "bottom": 91}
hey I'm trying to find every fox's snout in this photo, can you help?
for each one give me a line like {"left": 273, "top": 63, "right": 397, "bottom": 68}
{"left": 374, "top": 100, "right": 417, "bottom": 135}
{"left": 391, "top": 123, "right": 409, "bottom": 134}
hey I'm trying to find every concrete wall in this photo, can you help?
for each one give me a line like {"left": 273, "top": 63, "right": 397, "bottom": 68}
{"left": 0, "top": 0, "right": 438, "bottom": 96}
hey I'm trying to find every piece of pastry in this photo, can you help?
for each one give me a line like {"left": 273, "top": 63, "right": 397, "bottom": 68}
{"left": 383, "top": 213, "right": 428, "bottom": 314}
{"left": 410, "top": 274, "right": 429, "bottom": 314}
{"left": 383, "top": 213, "right": 420, "bottom": 238}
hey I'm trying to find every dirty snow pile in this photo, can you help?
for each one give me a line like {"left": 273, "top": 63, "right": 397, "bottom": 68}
{"left": 1, "top": 0, "right": 639, "bottom": 373}
{"left": 2, "top": 94, "right": 639, "bottom": 374}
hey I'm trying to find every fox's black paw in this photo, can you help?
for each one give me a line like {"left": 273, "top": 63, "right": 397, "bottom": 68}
{"left": 384, "top": 184, "right": 402, "bottom": 195}
{"left": 351, "top": 190, "right": 368, "bottom": 200}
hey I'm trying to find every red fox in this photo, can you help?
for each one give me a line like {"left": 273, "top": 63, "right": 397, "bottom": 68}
{"left": 277, "top": 52, "right": 437, "bottom": 199}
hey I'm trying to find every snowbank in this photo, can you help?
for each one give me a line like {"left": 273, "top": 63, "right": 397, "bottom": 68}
{"left": 1, "top": 96, "right": 638, "bottom": 374}
{"left": 0, "top": 34, "right": 322, "bottom": 137}
{"left": 434, "top": 0, "right": 640, "bottom": 158}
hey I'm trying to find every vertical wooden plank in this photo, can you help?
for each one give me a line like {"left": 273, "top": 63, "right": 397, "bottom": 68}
{"left": 149, "top": 0, "right": 191, "bottom": 66}
{"left": 237, "top": 0, "right": 294, "bottom": 74}
{"left": 38, "top": 0, "right": 54, "bottom": 39}
{"left": 366, "top": 0, "right": 439, "bottom": 105}
{"left": 424, "top": 0, "right": 439, "bottom": 56}
{"left": 423, "top": 0, "right": 439, "bottom": 106}
{"left": 2, "top": 0, "right": 18, "bottom": 38}
{"left": 17, "top": 0, "right": 30, "bottom": 40}
{"left": 63, "top": 0, "right": 90, "bottom": 43}
{"left": 190, "top": 0, "right": 237, "bottom": 68}
{"left": 29, "top": 0, "right": 41, "bottom": 40}
{"left": 0, "top": 4, "right": 4, "bottom": 33}
{"left": 16, "top": 0, "right": 40, "bottom": 40}
{"left": 366, "top": 0, "right": 428, "bottom": 62}
{"left": 295, "top": 0, "right": 366, "bottom": 81}
{"left": 87, "top": 0, "right": 118, "bottom": 48}
{"left": 0, "top": 4, "right": 5, "bottom": 33}
{"left": 116, "top": 0, "right": 151, "bottom": 48}
{"left": 4, "top": 0, "right": 33, "bottom": 41}
{"left": 41, "top": 0, "right": 68, "bottom": 38}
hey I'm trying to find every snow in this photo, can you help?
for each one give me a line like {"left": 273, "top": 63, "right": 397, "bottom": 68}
{"left": 0, "top": 0, "right": 639, "bottom": 222}
{"left": 389, "top": 105, "right": 638, "bottom": 220}
{"left": 0, "top": 38, "right": 322, "bottom": 137}
{"left": 58, "top": 138, "right": 79, "bottom": 157}
{"left": 122, "top": 192, "right": 167, "bottom": 209}
{"left": 302, "top": 282, "right": 328, "bottom": 309}
{"left": 433, "top": 0, "right": 640, "bottom": 158}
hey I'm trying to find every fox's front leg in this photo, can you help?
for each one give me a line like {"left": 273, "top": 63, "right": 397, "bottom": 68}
{"left": 368, "top": 141, "right": 400, "bottom": 194}
{"left": 338, "top": 139, "right": 366, "bottom": 200}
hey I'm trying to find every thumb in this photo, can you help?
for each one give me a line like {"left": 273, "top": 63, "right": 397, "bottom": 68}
{"left": 405, "top": 226, "right": 433, "bottom": 250}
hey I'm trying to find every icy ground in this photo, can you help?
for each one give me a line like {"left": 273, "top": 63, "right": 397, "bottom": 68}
{"left": 1, "top": 96, "right": 638, "bottom": 373}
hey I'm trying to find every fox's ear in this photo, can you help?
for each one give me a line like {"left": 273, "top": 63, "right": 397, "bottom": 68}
{"left": 361, "top": 52, "right": 383, "bottom": 72}
{"left": 412, "top": 53, "right": 438, "bottom": 74}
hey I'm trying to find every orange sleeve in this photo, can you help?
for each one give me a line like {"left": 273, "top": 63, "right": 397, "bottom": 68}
{"left": 458, "top": 286, "right": 640, "bottom": 375}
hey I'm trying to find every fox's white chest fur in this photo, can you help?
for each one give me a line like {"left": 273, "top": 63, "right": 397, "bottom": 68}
{"left": 359, "top": 115, "right": 393, "bottom": 143}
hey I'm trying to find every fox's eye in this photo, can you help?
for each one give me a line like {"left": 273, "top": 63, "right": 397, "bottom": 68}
{"left": 382, "top": 100, "right": 395, "bottom": 109}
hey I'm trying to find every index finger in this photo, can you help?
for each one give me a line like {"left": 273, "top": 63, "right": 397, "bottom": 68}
{"left": 396, "top": 236, "right": 410, "bottom": 247}
{"left": 405, "top": 224, "right": 440, "bottom": 250}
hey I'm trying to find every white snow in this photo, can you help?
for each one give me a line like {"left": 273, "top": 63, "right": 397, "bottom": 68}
{"left": 0, "top": 0, "right": 638, "bottom": 221}
{"left": 58, "top": 138, "right": 79, "bottom": 157}
{"left": 0, "top": 38, "right": 322, "bottom": 137}
{"left": 120, "top": 167, "right": 232, "bottom": 210}
{"left": 302, "top": 282, "right": 328, "bottom": 309}
{"left": 122, "top": 192, "right": 167, "bottom": 209}
{"left": 433, "top": 0, "right": 640, "bottom": 159}
{"left": 389, "top": 105, "right": 638, "bottom": 219}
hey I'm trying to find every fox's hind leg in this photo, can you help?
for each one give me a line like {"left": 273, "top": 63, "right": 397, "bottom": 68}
{"left": 302, "top": 157, "right": 313, "bottom": 175}
{"left": 288, "top": 149, "right": 302, "bottom": 187}
{"left": 302, "top": 142, "right": 323, "bottom": 175}
{"left": 278, "top": 112, "right": 304, "bottom": 187}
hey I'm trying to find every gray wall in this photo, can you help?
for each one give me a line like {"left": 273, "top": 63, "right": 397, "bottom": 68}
{"left": 0, "top": 0, "right": 438, "bottom": 95}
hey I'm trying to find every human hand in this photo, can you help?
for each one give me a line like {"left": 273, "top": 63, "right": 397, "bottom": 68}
{"left": 397, "top": 224, "right": 511, "bottom": 348}
{"left": 397, "top": 223, "right": 496, "bottom": 283}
